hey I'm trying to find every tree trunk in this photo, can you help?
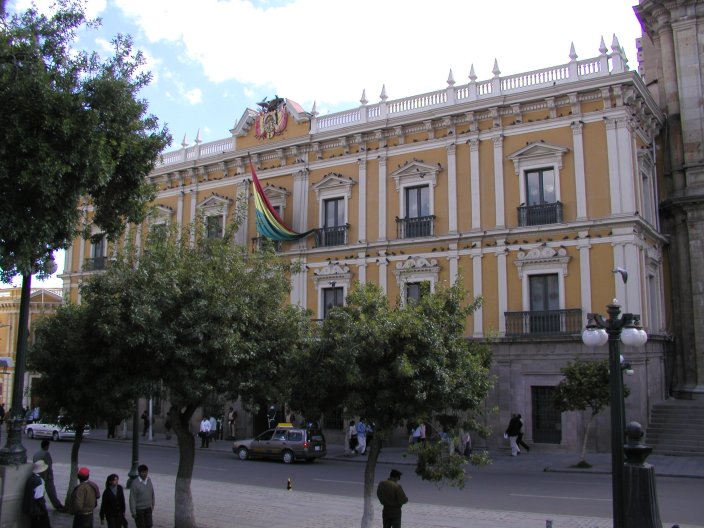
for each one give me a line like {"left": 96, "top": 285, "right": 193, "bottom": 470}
{"left": 580, "top": 414, "right": 594, "bottom": 464}
{"left": 65, "top": 426, "right": 84, "bottom": 504}
{"left": 171, "top": 405, "right": 197, "bottom": 528}
{"left": 360, "top": 433, "right": 382, "bottom": 528}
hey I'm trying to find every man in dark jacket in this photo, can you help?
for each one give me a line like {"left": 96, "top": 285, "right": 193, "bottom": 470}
{"left": 23, "top": 460, "right": 51, "bottom": 528}
{"left": 376, "top": 468, "right": 408, "bottom": 528}
{"left": 33, "top": 439, "right": 64, "bottom": 511}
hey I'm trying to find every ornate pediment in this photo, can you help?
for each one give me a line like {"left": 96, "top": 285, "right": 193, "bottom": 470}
{"left": 389, "top": 159, "right": 441, "bottom": 190}
{"left": 230, "top": 98, "right": 311, "bottom": 138}
{"left": 392, "top": 256, "right": 440, "bottom": 282}
{"left": 313, "top": 263, "right": 352, "bottom": 286}
{"left": 312, "top": 173, "right": 356, "bottom": 199}
{"left": 197, "top": 193, "right": 232, "bottom": 210}
{"left": 514, "top": 245, "right": 570, "bottom": 278}
{"left": 507, "top": 142, "right": 569, "bottom": 175}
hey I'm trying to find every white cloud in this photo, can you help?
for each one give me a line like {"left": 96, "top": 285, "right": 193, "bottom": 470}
{"left": 11, "top": 0, "right": 107, "bottom": 19}
{"left": 182, "top": 86, "right": 203, "bottom": 105}
{"left": 110, "top": 0, "right": 643, "bottom": 113}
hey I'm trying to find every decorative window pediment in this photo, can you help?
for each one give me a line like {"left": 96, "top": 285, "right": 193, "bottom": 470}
{"left": 393, "top": 256, "right": 440, "bottom": 304}
{"left": 197, "top": 193, "right": 232, "bottom": 212}
{"left": 389, "top": 160, "right": 441, "bottom": 191}
{"left": 313, "top": 263, "right": 352, "bottom": 286}
{"left": 514, "top": 246, "right": 570, "bottom": 279}
{"left": 507, "top": 142, "right": 569, "bottom": 174}
{"left": 312, "top": 173, "right": 356, "bottom": 200}
{"left": 263, "top": 184, "right": 290, "bottom": 210}
{"left": 149, "top": 205, "right": 173, "bottom": 226}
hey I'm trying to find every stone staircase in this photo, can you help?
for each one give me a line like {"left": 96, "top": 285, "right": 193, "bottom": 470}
{"left": 645, "top": 399, "right": 704, "bottom": 456}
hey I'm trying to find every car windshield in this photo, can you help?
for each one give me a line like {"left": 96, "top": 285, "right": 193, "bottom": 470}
{"left": 255, "top": 430, "right": 274, "bottom": 441}
{"left": 308, "top": 430, "right": 324, "bottom": 441}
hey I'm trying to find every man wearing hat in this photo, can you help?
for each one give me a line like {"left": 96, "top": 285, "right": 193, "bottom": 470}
{"left": 23, "top": 460, "right": 51, "bottom": 528}
{"left": 70, "top": 467, "right": 101, "bottom": 527}
{"left": 376, "top": 468, "right": 409, "bottom": 528}
{"left": 33, "top": 439, "right": 64, "bottom": 511}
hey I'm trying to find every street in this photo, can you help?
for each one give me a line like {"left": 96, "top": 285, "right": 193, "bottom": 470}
{"left": 27, "top": 436, "right": 704, "bottom": 527}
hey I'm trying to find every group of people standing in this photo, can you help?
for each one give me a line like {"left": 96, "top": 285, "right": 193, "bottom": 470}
{"left": 23, "top": 441, "right": 155, "bottom": 528}
{"left": 346, "top": 419, "right": 374, "bottom": 455}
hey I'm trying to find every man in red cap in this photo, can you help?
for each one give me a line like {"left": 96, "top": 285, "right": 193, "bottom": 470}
{"left": 70, "top": 467, "right": 100, "bottom": 527}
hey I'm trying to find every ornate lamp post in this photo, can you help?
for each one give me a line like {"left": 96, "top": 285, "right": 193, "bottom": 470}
{"left": 582, "top": 300, "right": 647, "bottom": 528}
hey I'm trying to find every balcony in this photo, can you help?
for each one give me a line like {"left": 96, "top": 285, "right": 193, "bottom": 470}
{"left": 83, "top": 257, "right": 108, "bottom": 271}
{"left": 517, "top": 202, "right": 563, "bottom": 227}
{"left": 504, "top": 309, "right": 582, "bottom": 336}
{"left": 396, "top": 215, "right": 435, "bottom": 239}
{"left": 251, "top": 236, "right": 282, "bottom": 252}
{"left": 314, "top": 224, "right": 349, "bottom": 248}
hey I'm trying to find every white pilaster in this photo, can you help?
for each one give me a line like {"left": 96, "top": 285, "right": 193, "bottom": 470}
{"left": 357, "top": 159, "right": 367, "bottom": 243}
{"left": 577, "top": 231, "right": 592, "bottom": 316}
{"left": 496, "top": 241, "right": 507, "bottom": 335}
{"left": 469, "top": 138, "right": 481, "bottom": 230}
{"left": 493, "top": 136, "right": 505, "bottom": 228}
{"left": 378, "top": 156, "right": 387, "bottom": 241}
{"left": 448, "top": 244, "right": 458, "bottom": 284}
{"left": 290, "top": 258, "right": 307, "bottom": 308}
{"left": 605, "top": 119, "right": 623, "bottom": 215}
{"left": 235, "top": 181, "right": 249, "bottom": 246}
{"left": 572, "top": 122, "right": 588, "bottom": 220}
{"left": 447, "top": 144, "right": 458, "bottom": 234}
{"left": 472, "top": 251, "right": 483, "bottom": 337}
{"left": 378, "top": 251, "right": 388, "bottom": 294}
{"left": 357, "top": 252, "right": 367, "bottom": 283}
{"left": 616, "top": 120, "right": 637, "bottom": 214}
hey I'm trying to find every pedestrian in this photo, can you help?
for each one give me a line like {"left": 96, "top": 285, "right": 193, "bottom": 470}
{"left": 0, "top": 402, "right": 5, "bottom": 424}
{"left": 376, "top": 468, "right": 408, "bottom": 528}
{"left": 32, "top": 439, "right": 65, "bottom": 511}
{"left": 106, "top": 418, "right": 116, "bottom": 439}
{"left": 345, "top": 420, "right": 357, "bottom": 455}
{"left": 199, "top": 416, "right": 211, "bottom": 448}
{"left": 99, "top": 474, "right": 127, "bottom": 528}
{"left": 516, "top": 414, "right": 530, "bottom": 452}
{"left": 23, "top": 460, "right": 51, "bottom": 528}
{"left": 141, "top": 411, "right": 149, "bottom": 437}
{"left": 70, "top": 467, "right": 100, "bottom": 528}
{"left": 505, "top": 413, "right": 522, "bottom": 456}
{"left": 129, "top": 464, "right": 155, "bottom": 528}
{"left": 355, "top": 418, "right": 367, "bottom": 455}
{"left": 458, "top": 429, "right": 472, "bottom": 458}
{"left": 208, "top": 415, "right": 217, "bottom": 443}
{"left": 411, "top": 422, "right": 426, "bottom": 446}
{"left": 227, "top": 407, "right": 237, "bottom": 439}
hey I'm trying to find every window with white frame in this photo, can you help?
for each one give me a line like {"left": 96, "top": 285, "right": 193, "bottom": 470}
{"left": 638, "top": 149, "right": 658, "bottom": 228}
{"left": 86, "top": 232, "right": 107, "bottom": 271}
{"left": 508, "top": 143, "right": 568, "bottom": 227}
{"left": 312, "top": 173, "right": 355, "bottom": 247}
{"left": 322, "top": 285, "right": 344, "bottom": 318}
{"left": 393, "top": 257, "right": 439, "bottom": 306}
{"left": 312, "top": 263, "right": 352, "bottom": 319}
{"left": 390, "top": 161, "right": 440, "bottom": 239}
{"left": 197, "top": 195, "right": 231, "bottom": 240}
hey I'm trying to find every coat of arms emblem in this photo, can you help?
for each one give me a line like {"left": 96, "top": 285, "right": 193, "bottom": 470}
{"left": 255, "top": 96, "right": 288, "bottom": 140}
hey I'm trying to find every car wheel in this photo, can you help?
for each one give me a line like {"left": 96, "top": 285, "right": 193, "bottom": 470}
{"left": 237, "top": 447, "right": 249, "bottom": 461}
{"left": 52, "top": 431, "right": 59, "bottom": 442}
{"left": 282, "top": 450, "right": 294, "bottom": 464}
{"left": 27, "top": 428, "right": 34, "bottom": 439}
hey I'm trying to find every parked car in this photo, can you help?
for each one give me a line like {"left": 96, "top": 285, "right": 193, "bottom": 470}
{"left": 233, "top": 423, "right": 326, "bottom": 464}
{"left": 25, "top": 419, "right": 91, "bottom": 441}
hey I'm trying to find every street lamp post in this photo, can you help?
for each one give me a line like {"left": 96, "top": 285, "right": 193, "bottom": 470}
{"left": 582, "top": 300, "right": 647, "bottom": 528}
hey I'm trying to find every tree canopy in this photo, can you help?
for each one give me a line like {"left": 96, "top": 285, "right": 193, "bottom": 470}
{"left": 292, "top": 282, "right": 492, "bottom": 528}
{"left": 80, "top": 221, "right": 312, "bottom": 528}
{"left": 0, "top": 0, "right": 169, "bottom": 280}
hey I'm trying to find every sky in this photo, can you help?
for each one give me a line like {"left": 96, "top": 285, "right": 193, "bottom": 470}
{"left": 6, "top": 0, "right": 646, "bottom": 288}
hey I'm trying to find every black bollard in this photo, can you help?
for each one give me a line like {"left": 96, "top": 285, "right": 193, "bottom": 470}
{"left": 623, "top": 421, "right": 663, "bottom": 528}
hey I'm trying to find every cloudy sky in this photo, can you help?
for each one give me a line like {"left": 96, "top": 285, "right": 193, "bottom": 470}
{"left": 8, "top": 0, "right": 645, "bottom": 286}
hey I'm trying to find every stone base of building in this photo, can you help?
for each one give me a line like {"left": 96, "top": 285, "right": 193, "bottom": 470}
{"left": 0, "top": 463, "right": 32, "bottom": 528}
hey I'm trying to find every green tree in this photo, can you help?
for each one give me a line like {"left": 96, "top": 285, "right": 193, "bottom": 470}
{"left": 29, "top": 303, "right": 137, "bottom": 501}
{"left": 80, "top": 222, "right": 311, "bottom": 528}
{"left": 553, "top": 358, "right": 629, "bottom": 467}
{"left": 0, "top": 0, "right": 169, "bottom": 281}
{"left": 292, "top": 282, "right": 492, "bottom": 528}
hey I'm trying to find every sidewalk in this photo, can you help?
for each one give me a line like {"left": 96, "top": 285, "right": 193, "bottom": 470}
{"left": 41, "top": 430, "right": 703, "bottom": 528}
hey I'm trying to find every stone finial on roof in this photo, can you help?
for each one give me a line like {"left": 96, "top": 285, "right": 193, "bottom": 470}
{"left": 469, "top": 64, "right": 477, "bottom": 83}
{"left": 311, "top": 100, "right": 318, "bottom": 116}
{"left": 380, "top": 84, "right": 388, "bottom": 101}
{"left": 447, "top": 69, "right": 455, "bottom": 87}
{"left": 569, "top": 42, "right": 577, "bottom": 62}
{"left": 599, "top": 35, "right": 608, "bottom": 55}
{"left": 195, "top": 129, "right": 202, "bottom": 144}
{"left": 181, "top": 134, "right": 189, "bottom": 148}
{"left": 492, "top": 59, "right": 501, "bottom": 77}
{"left": 360, "top": 89, "right": 368, "bottom": 106}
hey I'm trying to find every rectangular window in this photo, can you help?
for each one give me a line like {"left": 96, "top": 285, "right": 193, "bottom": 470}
{"left": 91, "top": 234, "right": 106, "bottom": 259}
{"left": 86, "top": 234, "right": 107, "bottom": 271}
{"left": 324, "top": 198, "right": 344, "bottom": 228}
{"left": 405, "top": 185, "right": 430, "bottom": 218}
{"left": 323, "top": 287, "right": 344, "bottom": 318}
{"left": 529, "top": 274, "right": 559, "bottom": 333}
{"left": 531, "top": 386, "right": 561, "bottom": 444}
{"left": 526, "top": 169, "right": 556, "bottom": 205}
{"left": 406, "top": 282, "right": 429, "bottom": 305}
{"left": 206, "top": 215, "right": 223, "bottom": 239}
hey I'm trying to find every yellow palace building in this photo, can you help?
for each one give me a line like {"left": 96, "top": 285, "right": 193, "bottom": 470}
{"left": 60, "top": 38, "right": 669, "bottom": 451}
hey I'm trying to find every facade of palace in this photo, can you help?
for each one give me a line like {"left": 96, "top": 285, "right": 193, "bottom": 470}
{"left": 58, "top": 35, "right": 672, "bottom": 451}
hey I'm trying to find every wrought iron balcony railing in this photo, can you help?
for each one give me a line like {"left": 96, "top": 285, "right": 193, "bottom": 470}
{"left": 83, "top": 257, "right": 109, "bottom": 271}
{"left": 314, "top": 224, "right": 349, "bottom": 248}
{"left": 396, "top": 215, "right": 435, "bottom": 239}
{"left": 517, "top": 202, "right": 563, "bottom": 227}
{"left": 504, "top": 309, "right": 582, "bottom": 336}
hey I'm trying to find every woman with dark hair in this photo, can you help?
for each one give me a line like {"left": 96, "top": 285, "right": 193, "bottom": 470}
{"left": 99, "top": 474, "right": 127, "bottom": 528}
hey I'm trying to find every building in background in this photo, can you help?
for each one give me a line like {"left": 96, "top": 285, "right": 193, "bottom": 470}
{"left": 0, "top": 288, "right": 63, "bottom": 410}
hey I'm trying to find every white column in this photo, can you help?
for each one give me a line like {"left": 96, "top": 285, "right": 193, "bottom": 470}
{"left": 292, "top": 169, "right": 310, "bottom": 252}
{"left": 177, "top": 185, "right": 184, "bottom": 232}
{"left": 189, "top": 187, "right": 197, "bottom": 245}
{"left": 612, "top": 240, "right": 628, "bottom": 308}
{"left": 235, "top": 181, "right": 249, "bottom": 246}
{"left": 572, "top": 122, "right": 588, "bottom": 220}
{"left": 577, "top": 231, "right": 592, "bottom": 316}
{"left": 378, "top": 251, "right": 388, "bottom": 294}
{"left": 378, "top": 156, "right": 387, "bottom": 241}
{"left": 357, "top": 252, "right": 367, "bottom": 283}
{"left": 448, "top": 244, "right": 459, "bottom": 284}
{"left": 472, "top": 251, "right": 483, "bottom": 337}
{"left": 447, "top": 144, "right": 458, "bottom": 234}
{"left": 616, "top": 120, "right": 637, "bottom": 214}
{"left": 493, "top": 136, "right": 505, "bottom": 228}
{"left": 357, "top": 159, "right": 367, "bottom": 243}
{"left": 469, "top": 138, "right": 481, "bottom": 231}
{"left": 605, "top": 119, "right": 623, "bottom": 215}
{"left": 496, "top": 241, "right": 507, "bottom": 335}
{"left": 290, "top": 258, "right": 307, "bottom": 308}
